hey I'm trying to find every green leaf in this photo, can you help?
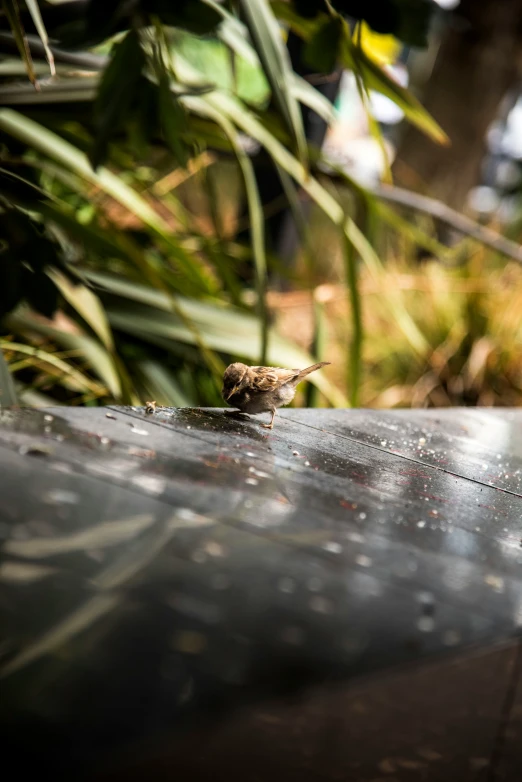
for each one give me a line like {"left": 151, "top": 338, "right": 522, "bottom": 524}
{"left": 90, "top": 29, "right": 146, "bottom": 170}
{"left": 211, "top": 3, "right": 333, "bottom": 122}
{"left": 1, "top": 0, "right": 37, "bottom": 85}
{"left": 239, "top": 0, "right": 308, "bottom": 165}
{"left": 5, "top": 310, "right": 122, "bottom": 398}
{"left": 40, "top": 202, "right": 144, "bottom": 265}
{"left": 82, "top": 269, "right": 347, "bottom": 406}
{"left": 341, "top": 35, "right": 448, "bottom": 146}
{"left": 0, "top": 109, "right": 214, "bottom": 294}
{"left": 210, "top": 0, "right": 259, "bottom": 64}
{"left": 0, "top": 109, "right": 166, "bottom": 232}
{"left": 291, "top": 74, "right": 337, "bottom": 125}
{"left": 48, "top": 269, "right": 115, "bottom": 353}
{"left": 189, "top": 89, "right": 430, "bottom": 360}
{"left": 0, "top": 340, "right": 107, "bottom": 396}
{"left": 343, "top": 232, "right": 362, "bottom": 407}
{"left": 271, "top": 2, "right": 445, "bottom": 145}
{"left": 188, "top": 99, "right": 269, "bottom": 364}
{"left": 0, "top": 347, "right": 18, "bottom": 407}
{"left": 306, "top": 294, "right": 328, "bottom": 407}
{"left": 270, "top": 1, "right": 321, "bottom": 38}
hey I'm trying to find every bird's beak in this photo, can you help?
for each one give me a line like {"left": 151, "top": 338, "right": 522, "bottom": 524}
{"left": 225, "top": 384, "right": 240, "bottom": 401}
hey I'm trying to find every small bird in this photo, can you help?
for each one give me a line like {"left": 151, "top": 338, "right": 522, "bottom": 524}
{"left": 222, "top": 361, "right": 330, "bottom": 429}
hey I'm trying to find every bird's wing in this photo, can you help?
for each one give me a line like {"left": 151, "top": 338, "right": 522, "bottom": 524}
{"left": 250, "top": 366, "right": 299, "bottom": 391}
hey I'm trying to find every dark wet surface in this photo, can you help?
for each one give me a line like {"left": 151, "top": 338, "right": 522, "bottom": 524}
{"left": 1, "top": 405, "right": 522, "bottom": 780}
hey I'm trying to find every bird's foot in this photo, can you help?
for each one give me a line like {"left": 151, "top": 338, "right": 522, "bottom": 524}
{"left": 224, "top": 410, "right": 249, "bottom": 419}
{"left": 261, "top": 410, "right": 276, "bottom": 430}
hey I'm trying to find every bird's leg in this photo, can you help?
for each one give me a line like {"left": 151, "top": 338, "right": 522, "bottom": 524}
{"left": 261, "top": 409, "right": 276, "bottom": 430}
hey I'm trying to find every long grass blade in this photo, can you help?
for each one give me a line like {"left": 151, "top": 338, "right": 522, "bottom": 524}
{"left": 185, "top": 100, "right": 269, "bottom": 364}
{"left": 0, "top": 347, "right": 18, "bottom": 406}
{"left": 16, "top": 384, "right": 61, "bottom": 407}
{"left": 48, "top": 269, "right": 115, "bottom": 352}
{"left": 351, "top": 26, "right": 392, "bottom": 184}
{"left": 0, "top": 109, "right": 214, "bottom": 294}
{"left": 1, "top": 110, "right": 226, "bottom": 381}
{"left": 82, "top": 269, "right": 347, "bottom": 406}
{"left": 343, "top": 230, "right": 362, "bottom": 406}
{"left": 0, "top": 75, "right": 97, "bottom": 103}
{"left": 306, "top": 290, "right": 328, "bottom": 407}
{"left": 0, "top": 340, "right": 107, "bottom": 395}
{"left": 211, "top": 3, "right": 336, "bottom": 125}
{"left": 25, "top": 0, "right": 55, "bottom": 77}
{"left": 290, "top": 74, "right": 337, "bottom": 125}
{"left": 1, "top": 0, "right": 37, "bottom": 86}
{"left": 341, "top": 32, "right": 448, "bottom": 146}
{"left": 5, "top": 311, "right": 122, "bottom": 398}
{"left": 273, "top": 1, "right": 447, "bottom": 145}
{"left": 239, "top": 0, "right": 307, "bottom": 165}
{"left": 187, "top": 90, "right": 430, "bottom": 358}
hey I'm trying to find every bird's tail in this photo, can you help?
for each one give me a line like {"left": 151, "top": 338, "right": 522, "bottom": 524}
{"left": 296, "top": 361, "right": 330, "bottom": 380}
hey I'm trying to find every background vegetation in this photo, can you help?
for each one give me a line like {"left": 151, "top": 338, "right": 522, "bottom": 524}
{"left": 1, "top": 0, "right": 521, "bottom": 411}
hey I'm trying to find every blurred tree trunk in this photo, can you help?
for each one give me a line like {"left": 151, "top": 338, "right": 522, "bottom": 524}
{"left": 393, "top": 0, "right": 522, "bottom": 213}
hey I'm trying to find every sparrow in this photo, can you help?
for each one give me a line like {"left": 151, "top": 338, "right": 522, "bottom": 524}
{"left": 222, "top": 361, "right": 330, "bottom": 429}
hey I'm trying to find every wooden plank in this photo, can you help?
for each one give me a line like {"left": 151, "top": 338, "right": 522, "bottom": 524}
{"left": 97, "top": 642, "right": 519, "bottom": 782}
{"left": 1, "top": 406, "right": 522, "bottom": 779}
{"left": 283, "top": 407, "right": 522, "bottom": 496}
{"left": 489, "top": 641, "right": 522, "bottom": 782}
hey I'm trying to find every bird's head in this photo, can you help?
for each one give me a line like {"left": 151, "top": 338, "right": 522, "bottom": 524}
{"left": 222, "top": 362, "right": 249, "bottom": 401}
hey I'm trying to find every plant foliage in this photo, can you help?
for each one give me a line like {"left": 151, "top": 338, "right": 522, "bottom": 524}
{"left": 0, "top": 0, "right": 466, "bottom": 410}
